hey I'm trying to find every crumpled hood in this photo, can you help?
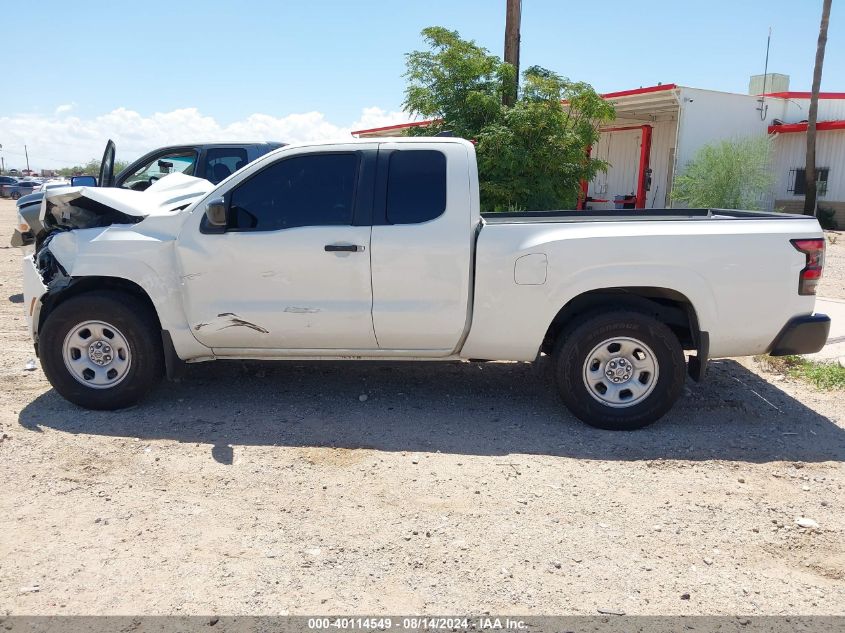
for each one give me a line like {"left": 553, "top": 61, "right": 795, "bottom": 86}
{"left": 41, "top": 173, "right": 214, "bottom": 231}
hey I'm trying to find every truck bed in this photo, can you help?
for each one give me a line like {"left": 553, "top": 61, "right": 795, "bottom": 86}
{"left": 465, "top": 206, "right": 823, "bottom": 362}
{"left": 481, "top": 208, "right": 811, "bottom": 224}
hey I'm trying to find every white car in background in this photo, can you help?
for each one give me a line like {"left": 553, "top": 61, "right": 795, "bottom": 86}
{"left": 34, "top": 179, "right": 70, "bottom": 193}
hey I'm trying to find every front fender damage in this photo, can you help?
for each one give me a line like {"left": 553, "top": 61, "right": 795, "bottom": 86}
{"left": 33, "top": 172, "right": 215, "bottom": 310}
{"left": 35, "top": 234, "right": 72, "bottom": 292}
{"left": 27, "top": 174, "right": 217, "bottom": 363}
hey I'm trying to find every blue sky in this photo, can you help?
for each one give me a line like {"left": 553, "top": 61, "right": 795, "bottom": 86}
{"left": 1, "top": 0, "right": 842, "bottom": 168}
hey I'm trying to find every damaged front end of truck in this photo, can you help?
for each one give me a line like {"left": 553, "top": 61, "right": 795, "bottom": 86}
{"left": 33, "top": 191, "right": 147, "bottom": 289}
{"left": 23, "top": 174, "right": 215, "bottom": 351}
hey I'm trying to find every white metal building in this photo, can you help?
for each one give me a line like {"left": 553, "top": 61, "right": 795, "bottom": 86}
{"left": 581, "top": 84, "right": 775, "bottom": 210}
{"left": 767, "top": 94, "right": 845, "bottom": 223}
{"left": 352, "top": 78, "right": 845, "bottom": 226}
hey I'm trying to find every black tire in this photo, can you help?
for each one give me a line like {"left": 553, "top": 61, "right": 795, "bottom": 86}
{"left": 553, "top": 310, "right": 686, "bottom": 430}
{"left": 11, "top": 191, "right": 21, "bottom": 200}
{"left": 39, "top": 291, "right": 164, "bottom": 410}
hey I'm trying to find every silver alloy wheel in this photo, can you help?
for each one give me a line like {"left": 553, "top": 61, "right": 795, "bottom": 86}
{"left": 62, "top": 320, "right": 132, "bottom": 389}
{"left": 582, "top": 336, "right": 659, "bottom": 408}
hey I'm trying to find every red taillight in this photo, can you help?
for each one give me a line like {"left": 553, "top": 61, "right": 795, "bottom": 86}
{"left": 791, "top": 238, "right": 826, "bottom": 295}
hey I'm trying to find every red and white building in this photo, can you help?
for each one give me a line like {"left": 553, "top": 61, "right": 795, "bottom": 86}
{"left": 352, "top": 76, "right": 845, "bottom": 226}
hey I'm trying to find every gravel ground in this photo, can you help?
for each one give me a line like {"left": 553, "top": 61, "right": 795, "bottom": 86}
{"left": 819, "top": 231, "right": 845, "bottom": 300}
{"left": 0, "top": 198, "right": 843, "bottom": 615}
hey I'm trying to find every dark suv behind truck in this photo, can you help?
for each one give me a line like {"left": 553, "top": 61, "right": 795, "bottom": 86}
{"left": 13, "top": 139, "right": 285, "bottom": 247}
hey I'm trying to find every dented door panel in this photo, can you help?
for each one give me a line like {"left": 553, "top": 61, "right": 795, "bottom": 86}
{"left": 177, "top": 225, "right": 377, "bottom": 349}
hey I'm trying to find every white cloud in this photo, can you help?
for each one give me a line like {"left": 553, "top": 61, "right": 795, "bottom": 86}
{"left": 54, "top": 103, "right": 76, "bottom": 115}
{"left": 0, "top": 106, "right": 414, "bottom": 171}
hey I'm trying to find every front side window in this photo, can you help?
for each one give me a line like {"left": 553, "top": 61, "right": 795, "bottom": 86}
{"left": 121, "top": 151, "right": 197, "bottom": 191}
{"left": 228, "top": 153, "right": 358, "bottom": 231}
{"left": 205, "top": 148, "right": 249, "bottom": 184}
{"left": 386, "top": 150, "right": 447, "bottom": 224}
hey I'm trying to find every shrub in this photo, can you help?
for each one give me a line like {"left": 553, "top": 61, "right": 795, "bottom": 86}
{"left": 673, "top": 136, "right": 773, "bottom": 210}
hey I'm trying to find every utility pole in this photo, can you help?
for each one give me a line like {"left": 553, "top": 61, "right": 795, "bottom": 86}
{"left": 804, "top": 0, "right": 832, "bottom": 215}
{"left": 503, "top": 0, "right": 521, "bottom": 106}
{"left": 24, "top": 144, "right": 30, "bottom": 174}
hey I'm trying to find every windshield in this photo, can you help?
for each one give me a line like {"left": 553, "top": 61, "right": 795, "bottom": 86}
{"left": 121, "top": 151, "right": 197, "bottom": 191}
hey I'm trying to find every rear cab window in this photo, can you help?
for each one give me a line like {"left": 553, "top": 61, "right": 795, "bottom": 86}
{"left": 205, "top": 148, "right": 249, "bottom": 184}
{"left": 386, "top": 150, "right": 446, "bottom": 224}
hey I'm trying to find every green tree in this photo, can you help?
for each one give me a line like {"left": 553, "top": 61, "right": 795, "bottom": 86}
{"left": 672, "top": 136, "right": 773, "bottom": 210}
{"left": 57, "top": 158, "right": 130, "bottom": 178}
{"left": 404, "top": 27, "right": 614, "bottom": 211}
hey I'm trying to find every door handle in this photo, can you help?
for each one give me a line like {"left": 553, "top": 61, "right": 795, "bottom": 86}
{"left": 324, "top": 244, "right": 365, "bottom": 252}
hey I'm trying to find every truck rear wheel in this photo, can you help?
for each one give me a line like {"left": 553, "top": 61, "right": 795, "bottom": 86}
{"left": 553, "top": 310, "right": 686, "bottom": 430}
{"left": 40, "top": 291, "right": 164, "bottom": 410}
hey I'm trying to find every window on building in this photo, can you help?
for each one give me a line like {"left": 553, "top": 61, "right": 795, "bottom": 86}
{"left": 789, "top": 167, "right": 829, "bottom": 196}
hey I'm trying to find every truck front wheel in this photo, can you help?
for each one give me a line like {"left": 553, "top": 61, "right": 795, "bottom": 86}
{"left": 553, "top": 310, "right": 686, "bottom": 430}
{"left": 39, "top": 291, "right": 164, "bottom": 410}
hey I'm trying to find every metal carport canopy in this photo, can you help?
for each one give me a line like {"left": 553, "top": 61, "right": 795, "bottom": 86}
{"left": 601, "top": 84, "right": 680, "bottom": 122}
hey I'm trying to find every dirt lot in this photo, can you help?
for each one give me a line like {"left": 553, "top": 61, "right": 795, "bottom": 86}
{"left": 0, "top": 198, "right": 843, "bottom": 615}
{"left": 819, "top": 230, "right": 845, "bottom": 300}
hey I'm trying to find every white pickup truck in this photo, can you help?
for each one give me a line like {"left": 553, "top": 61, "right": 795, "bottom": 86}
{"left": 22, "top": 138, "right": 830, "bottom": 430}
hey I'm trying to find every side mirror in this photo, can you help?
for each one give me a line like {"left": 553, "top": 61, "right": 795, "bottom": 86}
{"left": 204, "top": 197, "right": 228, "bottom": 228}
{"left": 71, "top": 175, "right": 97, "bottom": 187}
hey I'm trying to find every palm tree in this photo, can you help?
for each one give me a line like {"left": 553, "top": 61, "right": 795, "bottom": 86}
{"left": 804, "top": 0, "right": 833, "bottom": 215}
